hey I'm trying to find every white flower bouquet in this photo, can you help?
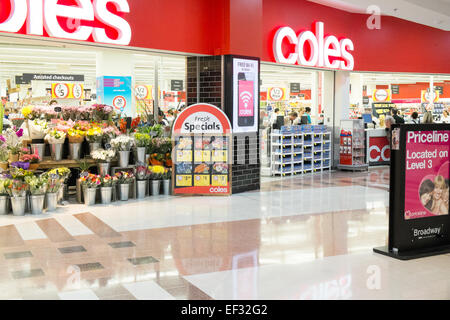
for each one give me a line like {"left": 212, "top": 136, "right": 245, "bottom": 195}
{"left": 91, "top": 148, "right": 116, "bottom": 163}
{"left": 45, "top": 129, "right": 67, "bottom": 144}
{"left": 29, "top": 119, "right": 49, "bottom": 139}
{"left": 110, "top": 135, "right": 134, "bottom": 151}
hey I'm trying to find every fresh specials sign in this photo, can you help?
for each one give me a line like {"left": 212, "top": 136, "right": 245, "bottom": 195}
{"left": 405, "top": 130, "right": 450, "bottom": 220}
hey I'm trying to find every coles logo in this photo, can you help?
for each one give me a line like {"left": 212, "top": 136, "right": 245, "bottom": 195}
{"left": 369, "top": 137, "right": 390, "bottom": 163}
{"left": 0, "top": 0, "right": 131, "bottom": 45}
{"left": 273, "top": 21, "right": 354, "bottom": 70}
{"left": 209, "top": 187, "right": 228, "bottom": 193}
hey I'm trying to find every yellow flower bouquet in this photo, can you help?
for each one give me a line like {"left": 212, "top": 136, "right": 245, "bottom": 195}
{"left": 67, "top": 128, "right": 86, "bottom": 143}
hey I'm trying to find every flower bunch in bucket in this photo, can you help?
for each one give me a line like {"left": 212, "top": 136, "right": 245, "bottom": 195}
{"left": 114, "top": 171, "right": 134, "bottom": 184}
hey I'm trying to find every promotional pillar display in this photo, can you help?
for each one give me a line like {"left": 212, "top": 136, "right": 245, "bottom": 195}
{"left": 374, "top": 124, "right": 450, "bottom": 260}
{"left": 96, "top": 76, "right": 133, "bottom": 116}
{"left": 172, "top": 103, "right": 233, "bottom": 196}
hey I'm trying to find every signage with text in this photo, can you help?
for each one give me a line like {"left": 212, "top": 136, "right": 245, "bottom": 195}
{"left": 172, "top": 103, "right": 232, "bottom": 196}
{"left": 374, "top": 124, "right": 450, "bottom": 260}
{"left": 273, "top": 22, "right": 354, "bottom": 70}
{"left": 0, "top": 0, "right": 131, "bottom": 45}
{"left": 51, "top": 83, "right": 84, "bottom": 99}
{"left": 373, "top": 89, "right": 391, "bottom": 102}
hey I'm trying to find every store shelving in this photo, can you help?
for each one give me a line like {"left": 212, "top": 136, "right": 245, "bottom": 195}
{"left": 338, "top": 119, "right": 368, "bottom": 171}
{"left": 270, "top": 125, "right": 332, "bottom": 176}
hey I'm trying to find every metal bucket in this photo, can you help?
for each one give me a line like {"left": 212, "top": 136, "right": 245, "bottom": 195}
{"left": 89, "top": 142, "right": 101, "bottom": 155}
{"left": 50, "top": 143, "right": 64, "bottom": 161}
{"left": 45, "top": 193, "right": 58, "bottom": 212}
{"left": 136, "top": 180, "right": 147, "bottom": 199}
{"left": 30, "top": 143, "right": 45, "bottom": 162}
{"left": 11, "top": 196, "right": 26, "bottom": 216}
{"left": 84, "top": 188, "right": 97, "bottom": 206}
{"left": 119, "top": 183, "right": 130, "bottom": 201}
{"left": 69, "top": 143, "right": 82, "bottom": 160}
{"left": 150, "top": 180, "right": 161, "bottom": 196}
{"left": 100, "top": 187, "right": 113, "bottom": 204}
{"left": 98, "top": 162, "right": 111, "bottom": 177}
{"left": 119, "top": 151, "right": 130, "bottom": 168}
{"left": 135, "top": 147, "right": 146, "bottom": 164}
{"left": 163, "top": 180, "right": 171, "bottom": 195}
{"left": 30, "top": 194, "right": 45, "bottom": 215}
{"left": 0, "top": 195, "right": 9, "bottom": 215}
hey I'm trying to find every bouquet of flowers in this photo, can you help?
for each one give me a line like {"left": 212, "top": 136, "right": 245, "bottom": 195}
{"left": 134, "top": 133, "right": 151, "bottom": 148}
{"left": 114, "top": 171, "right": 134, "bottom": 184}
{"left": 28, "top": 119, "right": 49, "bottom": 139}
{"left": 85, "top": 125, "right": 103, "bottom": 143}
{"left": 162, "top": 168, "right": 172, "bottom": 180}
{"left": 0, "top": 142, "right": 9, "bottom": 163}
{"left": 52, "top": 119, "right": 75, "bottom": 133}
{"left": 45, "top": 172, "right": 64, "bottom": 194}
{"left": 78, "top": 105, "right": 96, "bottom": 120}
{"left": 25, "top": 175, "right": 48, "bottom": 195}
{"left": 45, "top": 129, "right": 66, "bottom": 144}
{"left": 111, "top": 135, "right": 134, "bottom": 151}
{"left": 93, "top": 104, "right": 115, "bottom": 121}
{"left": 102, "top": 125, "right": 121, "bottom": 144}
{"left": 20, "top": 153, "right": 40, "bottom": 164}
{"left": 100, "top": 175, "right": 117, "bottom": 187}
{"left": 67, "top": 128, "right": 86, "bottom": 143}
{"left": 135, "top": 166, "right": 151, "bottom": 181}
{"left": 91, "top": 149, "right": 116, "bottom": 163}
{"left": 48, "top": 167, "right": 71, "bottom": 182}
{"left": 80, "top": 173, "right": 101, "bottom": 189}
{"left": 149, "top": 165, "right": 165, "bottom": 180}
{"left": 10, "top": 167, "right": 34, "bottom": 181}
{"left": 0, "top": 178, "right": 12, "bottom": 196}
{"left": 10, "top": 179, "right": 28, "bottom": 197}
{"left": 1, "top": 127, "right": 24, "bottom": 156}
{"left": 21, "top": 105, "right": 34, "bottom": 120}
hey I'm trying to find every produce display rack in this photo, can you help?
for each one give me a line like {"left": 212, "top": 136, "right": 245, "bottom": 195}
{"left": 270, "top": 125, "right": 331, "bottom": 176}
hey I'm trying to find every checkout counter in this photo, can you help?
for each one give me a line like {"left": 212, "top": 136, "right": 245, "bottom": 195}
{"left": 361, "top": 113, "right": 390, "bottom": 166}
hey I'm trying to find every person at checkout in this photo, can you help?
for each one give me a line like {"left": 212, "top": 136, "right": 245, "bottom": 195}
{"left": 289, "top": 112, "right": 301, "bottom": 125}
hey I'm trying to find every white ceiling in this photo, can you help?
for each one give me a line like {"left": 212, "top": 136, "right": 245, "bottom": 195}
{"left": 308, "top": 0, "right": 450, "bottom": 31}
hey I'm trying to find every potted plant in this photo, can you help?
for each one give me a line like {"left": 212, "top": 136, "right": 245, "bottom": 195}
{"left": 20, "top": 153, "right": 40, "bottom": 171}
{"left": 25, "top": 175, "right": 48, "bottom": 215}
{"left": 2, "top": 127, "right": 24, "bottom": 163}
{"left": 80, "top": 173, "right": 101, "bottom": 206}
{"left": 9, "top": 179, "right": 28, "bottom": 216}
{"left": 0, "top": 178, "right": 12, "bottom": 215}
{"left": 135, "top": 166, "right": 150, "bottom": 199}
{"left": 29, "top": 119, "right": 48, "bottom": 161}
{"left": 44, "top": 172, "right": 63, "bottom": 212}
{"left": 45, "top": 129, "right": 66, "bottom": 161}
{"left": 149, "top": 165, "right": 165, "bottom": 196}
{"left": 86, "top": 125, "right": 103, "bottom": 154}
{"left": 91, "top": 148, "right": 116, "bottom": 176}
{"left": 115, "top": 171, "right": 134, "bottom": 201}
{"left": 67, "top": 128, "right": 86, "bottom": 160}
{"left": 0, "top": 142, "right": 9, "bottom": 171}
{"left": 111, "top": 135, "right": 134, "bottom": 167}
{"left": 134, "top": 133, "right": 150, "bottom": 164}
{"left": 100, "top": 174, "right": 117, "bottom": 204}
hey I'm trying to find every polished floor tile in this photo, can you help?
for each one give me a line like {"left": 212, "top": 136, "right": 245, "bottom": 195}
{"left": 58, "top": 289, "right": 99, "bottom": 300}
{"left": 122, "top": 281, "right": 174, "bottom": 300}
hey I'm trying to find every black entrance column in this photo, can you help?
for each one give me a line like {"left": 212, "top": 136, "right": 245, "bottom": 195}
{"left": 186, "top": 55, "right": 261, "bottom": 194}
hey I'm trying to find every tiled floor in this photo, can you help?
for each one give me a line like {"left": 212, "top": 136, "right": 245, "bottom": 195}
{"left": 0, "top": 167, "right": 448, "bottom": 300}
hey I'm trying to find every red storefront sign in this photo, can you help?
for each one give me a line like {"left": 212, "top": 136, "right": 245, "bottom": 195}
{"left": 369, "top": 136, "right": 390, "bottom": 164}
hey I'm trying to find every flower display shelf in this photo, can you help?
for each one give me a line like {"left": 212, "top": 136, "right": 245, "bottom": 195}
{"left": 76, "top": 177, "right": 137, "bottom": 204}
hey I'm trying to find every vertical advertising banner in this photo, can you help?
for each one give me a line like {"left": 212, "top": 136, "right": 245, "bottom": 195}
{"left": 405, "top": 130, "right": 450, "bottom": 220}
{"left": 233, "top": 58, "right": 259, "bottom": 133}
{"left": 97, "top": 76, "right": 133, "bottom": 116}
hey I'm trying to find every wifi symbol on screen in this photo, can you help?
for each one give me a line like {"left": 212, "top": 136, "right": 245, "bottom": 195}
{"left": 240, "top": 91, "right": 252, "bottom": 107}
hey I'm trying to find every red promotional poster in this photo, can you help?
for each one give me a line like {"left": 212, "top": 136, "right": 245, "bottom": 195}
{"left": 404, "top": 130, "right": 450, "bottom": 220}
{"left": 238, "top": 80, "right": 255, "bottom": 117}
{"left": 172, "top": 104, "right": 232, "bottom": 196}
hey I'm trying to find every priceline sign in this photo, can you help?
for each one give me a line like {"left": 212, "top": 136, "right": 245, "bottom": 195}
{"left": 0, "top": 0, "right": 131, "bottom": 45}
{"left": 273, "top": 22, "right": 355, "bottom": 70}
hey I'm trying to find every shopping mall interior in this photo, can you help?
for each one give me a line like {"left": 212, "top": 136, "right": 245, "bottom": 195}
{"left": 0, "top": 0, "right": 449, "bottom": 302}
